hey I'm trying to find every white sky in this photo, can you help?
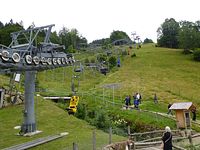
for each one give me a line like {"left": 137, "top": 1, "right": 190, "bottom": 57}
{"left": 0, "top": 0, "right": 199, "bottom": 43}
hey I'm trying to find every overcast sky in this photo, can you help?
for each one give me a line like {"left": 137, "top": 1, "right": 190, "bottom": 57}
{"left": 0, "top": 0, "right": 199, "bottom": 42}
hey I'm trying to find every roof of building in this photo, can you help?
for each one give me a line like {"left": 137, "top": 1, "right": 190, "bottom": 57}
{"left": 169, "top": 102, "right": 195, "bottom": 110}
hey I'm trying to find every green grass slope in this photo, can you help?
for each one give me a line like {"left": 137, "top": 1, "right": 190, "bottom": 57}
{"left": 0, "top": 98, "right": 126, "bottom": 149}
{"left": 98, "top": 44, "right": 200, "bottom": 105}
{"left": 1, "top": 43, "right": 200, "bottom": 148}
{"left": 36, "top": 44, "right": 200, "bottom": 130}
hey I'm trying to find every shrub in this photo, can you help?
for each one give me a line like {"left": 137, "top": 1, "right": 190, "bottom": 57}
{"left": 97, "top": 54, "right": 107, "bottom": 63}
{"left": 68, "top": 45, "right": 76, "bottom": 53}
{"left": 90, "top": 58, "right": 96, "bottom": 63}
{"left": 95, "top": 110, "right": 110, "bottom": 129}
{"left": 193, "top": 50, "right": 200, "bottom": 61}
{"left": 75, "top": 103, "right": 86, "bottom": 119}
{"left": 84, "top": 58, "right": 90, "bottom": 64}
{"left": 131, "top": 53, "right": 136, "bottom": 57}
{"left": 182, "top": 49, "right": 193, "bottom": 55}
{"left": 108, "top": 56, "right": 117, "bottom": 69}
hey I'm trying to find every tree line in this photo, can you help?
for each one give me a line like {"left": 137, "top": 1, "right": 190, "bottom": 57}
{"left": 157, "top": 18, "right": 200, "bottom": 61}
{"left": 0, "top": 20, "right": 87, "bottom": 53}
{"left": 0, "top": 20, "right": 140, "bottom": 52}
{"left": 157, "top": 18, "right": 200, "bottom": 50}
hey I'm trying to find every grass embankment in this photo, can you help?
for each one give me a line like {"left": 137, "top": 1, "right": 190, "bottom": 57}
{"left": 0, "top": 98, "right": 126, "bottom": 149}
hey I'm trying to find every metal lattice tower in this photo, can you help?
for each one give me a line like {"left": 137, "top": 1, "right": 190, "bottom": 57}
{"left": 0, "top": 24, "right": 75, "bottom": 135}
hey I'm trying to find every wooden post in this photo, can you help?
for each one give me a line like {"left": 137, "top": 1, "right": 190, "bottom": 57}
{"left": 188, "top": 131, "right": 193, "bottom": 146}
{"left": 128, "top": 125, "right": 131, "bottom": 140}
{"left": 112, "top": 86, "right": 114, "bottom": 106}
{"left": 93, "top": 130, "right": 96, "bottom": 150}
{"left": 109, "top": 127, "right": 112, "bottom": 144}
{"left": 0, "top": 88, "right": 5, "bottom": 108}
{"left": 73, "top": 142, "right": 78, "bottom": 150}
{"left": 103, "top": 88, "right": 104, "bottom": 104}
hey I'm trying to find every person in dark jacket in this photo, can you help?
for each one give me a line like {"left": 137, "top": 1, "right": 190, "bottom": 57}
{"left": 161, "top": 126, "right": 172, "bottom": 150}
{"left": 125, "top": 96, "right": 129, "bottom": 109}
{"left": 191, "top": 107, "right": 197, "bottom": 121}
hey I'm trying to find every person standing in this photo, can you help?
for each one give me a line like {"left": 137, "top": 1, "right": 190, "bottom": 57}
{"left": 154, "top": 93, "right": 158, "bottom": 104}
{"left": 191, "top": 107, "right": 197, "bottom": 121}
{"left": 167, "top": 103, "right": 173, "bottom": 115}
{"left": 125, "top": 96, "right": 129, "bottom": 109}
{"left": 117, "top": 57, "right": 121, "bottom": 67}
{"left": 161, "top": 126, "right": 172, "bottom": 150}
{"left": 136, "top": 93, "right": 142, "bottom": 104}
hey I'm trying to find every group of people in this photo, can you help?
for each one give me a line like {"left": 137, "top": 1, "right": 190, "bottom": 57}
{"left": 124, "top": 93, "right": 142, "bottom": 109}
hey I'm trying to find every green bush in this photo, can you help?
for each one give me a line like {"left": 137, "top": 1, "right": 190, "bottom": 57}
{"left": 95, "top": 110, "right": 110, "bottom": 129}
{"left": 97, "top": 54, "right": 107, "bottom": 63}
{"left": 75, "top": 103, "right": 86, "bottom": 119}
{"left": 90, "top": 58, "right": 96, "bottom": 63}
{"left": 68, "top": 45, "right": 76, "bottom": 53}
{"left": 131, "top": 53, "right": 136, "bottom": 57}
{"left": 193, "top": 50, "right": 200, "bottom": 61}
{"left": 84, "top": 58, "right": 90, "bottom": 64}
{"left": 108, "top": 56, "right": 117, "bottom": 69}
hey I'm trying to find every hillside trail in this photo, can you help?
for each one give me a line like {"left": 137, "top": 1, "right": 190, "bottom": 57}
{"left": 142, "top": 109, "right": 200, "bottom": 126}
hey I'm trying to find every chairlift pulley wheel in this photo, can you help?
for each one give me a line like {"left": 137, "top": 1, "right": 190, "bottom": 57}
{"left": 1, "top": 50, "right": 9, "bottom": 61}
{"left": 33, "top": 56, "right": 40, "bottom": 65}
{"left": 12, "top": 53, "right": 21, "bottom": 63}
{"left": 25, "top": 55, "right": 32, "bottom": 64}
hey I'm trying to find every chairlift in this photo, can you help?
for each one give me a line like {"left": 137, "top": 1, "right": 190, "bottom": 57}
{"left": 66, "top": 95, "right": 79, "bottom": 115}
{"left": 73, "top": 60, "right": 83, "bottom": 73}
{"left": 100, "top": 67, "right": 108, "bottom": 75}
{"left": 71, "top": 75, "right": 80, "bottom": 94}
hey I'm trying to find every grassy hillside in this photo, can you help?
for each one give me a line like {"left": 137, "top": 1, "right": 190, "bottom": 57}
{"left": 37, "top": 44, "right": 200, "bottom": 106}
{"left": 0, "top": 98, "right": 126, "bottom": 149}
{"left": 1, "top": 43, "right": 200, "bottom": 148}
{"left": 36, "top": 44, "right": 200, "bottom": 131}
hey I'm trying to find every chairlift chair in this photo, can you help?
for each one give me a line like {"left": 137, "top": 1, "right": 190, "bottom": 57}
{"left": 73, "top": 60, "right": 83, "bottom": 73}
{"left": 66, "top": 95, "right": 79, "bottom": 115}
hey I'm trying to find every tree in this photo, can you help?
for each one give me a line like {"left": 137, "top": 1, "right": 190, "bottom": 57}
{"left": 50, "top": 31, "right": 61, "bottom": 44}
{"left": 178, "top": 21, "right": 199, "bottom": 51}
{"left": 0, "top": 21, "right": 24, "bottom": 46}
{"left": 0, "top": 21, "right": 4, "bottom": 29}
{"left": 110, "top": 30, "right": 131, "bottom": 43}
{"left": 157, "top": 18, "right": 180, "bottom": 48}
{"left": 143, "top": 38, "right": 153, "bottom": 44}
{"left": 59, "top": 27, "right": 87, "bottom": 53}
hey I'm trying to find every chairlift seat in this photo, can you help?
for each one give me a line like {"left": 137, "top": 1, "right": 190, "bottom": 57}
{"left": 100, "top": 67, "right": 108, "bottom": 74}
{"left": 74, "top": 68, "right": 82, "bottom": 72}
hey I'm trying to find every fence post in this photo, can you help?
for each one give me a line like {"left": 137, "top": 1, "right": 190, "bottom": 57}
{"left": 73, "top": 142, "right": 78, "bottom": 150}
{"left": 112, "top": 86, "right": 114, "bottom": 106}
{"left": 0, "top": 88, "right": 5, "bottom": 108}
{"left": 93, "top": 130, "right": 96, "bottom": 150}
{"left": 109, "top": 127, "right": 112, "bottom": 144}
{"left": 128, "top": 125, "right": 131, "bottom": 140}
{"left": 188, "top": 131, "right": 193, "bottom": 146}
